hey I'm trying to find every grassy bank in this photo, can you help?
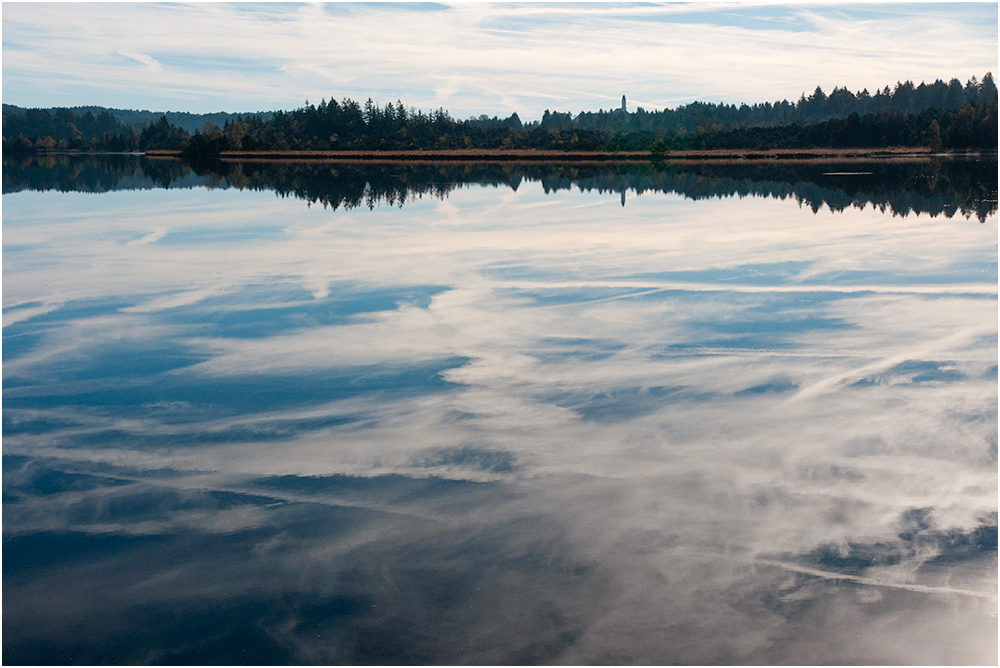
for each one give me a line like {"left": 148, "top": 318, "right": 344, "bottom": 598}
{"left": 136, "top": 147, "right": 989, "bottom": 162}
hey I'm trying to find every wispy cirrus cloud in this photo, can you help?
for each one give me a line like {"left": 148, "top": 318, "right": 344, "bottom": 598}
{"left": 2, "top": 3, "right": 996, "bottom": 116}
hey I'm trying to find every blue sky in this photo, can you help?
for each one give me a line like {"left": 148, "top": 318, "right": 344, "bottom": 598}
{"left": 2, "top": 2, "right": 997, "bottom": 119}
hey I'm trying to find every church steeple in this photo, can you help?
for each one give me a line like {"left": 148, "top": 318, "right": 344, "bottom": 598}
{"left": 621, "top": 95, "right": 627, "bottom": 112}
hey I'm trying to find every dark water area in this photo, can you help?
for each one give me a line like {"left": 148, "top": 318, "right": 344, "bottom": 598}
{"left": 3, "top": 155, "right": 997, "bottom": 664}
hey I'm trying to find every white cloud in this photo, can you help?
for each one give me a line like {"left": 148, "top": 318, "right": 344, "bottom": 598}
{"left": 115, "top": 51, "right": 164, "bottom": 71}
{"left": 2, "top": 3, "right": 996, "bottom": 116}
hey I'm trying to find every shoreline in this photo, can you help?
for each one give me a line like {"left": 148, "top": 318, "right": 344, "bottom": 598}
{"left": 139, "top": 147, "right": 996, "bottom": 162}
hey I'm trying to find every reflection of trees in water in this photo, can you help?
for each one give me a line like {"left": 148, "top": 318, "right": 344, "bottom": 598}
{"left": 201, "top": 160, "right": 524, "bottom": 211}
{"left": 3, "top": 154, "right": 196, "bottom": 192}
{"left": 3, "top": 154, "right": 996, "bottom": 222}
{"left": 531, "top": 161, "right": 997, "bottom": 222}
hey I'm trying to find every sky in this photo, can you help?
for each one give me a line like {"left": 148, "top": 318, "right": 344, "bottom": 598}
{"left": 2, "top": 2, "right": 997, "bottom": 120}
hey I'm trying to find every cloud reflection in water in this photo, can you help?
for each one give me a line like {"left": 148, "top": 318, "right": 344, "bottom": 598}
{"left": 3, "top": 159, "right": 997, "bottom": 664}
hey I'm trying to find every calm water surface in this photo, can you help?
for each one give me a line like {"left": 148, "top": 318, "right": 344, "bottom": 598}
{"left": 3, "top": 156, "right": 997, "bottom": 664}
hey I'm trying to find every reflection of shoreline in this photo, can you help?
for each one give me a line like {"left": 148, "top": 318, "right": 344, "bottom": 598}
{"left": 4, "top": 153, "right": 997, "bottom": 222}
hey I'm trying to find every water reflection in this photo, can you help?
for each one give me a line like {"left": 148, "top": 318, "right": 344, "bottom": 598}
{"left": 3, "top": 156, "right": 997, "bottom": 664}
{"left": 4, "top": 152, "right": 998, "bottom": 221}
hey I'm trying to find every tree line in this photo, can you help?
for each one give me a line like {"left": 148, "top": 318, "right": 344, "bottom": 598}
{"left": 564, "top": 73, "right": 996, "bottom": 135}
{"left": 2, "top": 73, "right": 996, "bottom": 155}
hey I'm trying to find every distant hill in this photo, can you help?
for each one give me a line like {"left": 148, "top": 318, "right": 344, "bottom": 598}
{"left": 1, "top": 104, "right": 274, "bottom": 133}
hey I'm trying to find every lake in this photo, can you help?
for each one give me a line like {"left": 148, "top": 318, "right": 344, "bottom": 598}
{"left": 3, "top": 154, "right": 997, "bottom": 664}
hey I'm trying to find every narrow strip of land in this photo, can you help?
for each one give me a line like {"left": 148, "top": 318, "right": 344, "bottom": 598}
{"left": 140, "top": 147, "right": 987, "bottom": 162}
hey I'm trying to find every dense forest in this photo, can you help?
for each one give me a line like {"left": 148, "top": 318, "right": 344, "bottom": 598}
{"left": 2, "top": 73, "right": 996, "bottom": 155}
{"left": 0, "top": 105, "right": 275, "bottom": 135}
